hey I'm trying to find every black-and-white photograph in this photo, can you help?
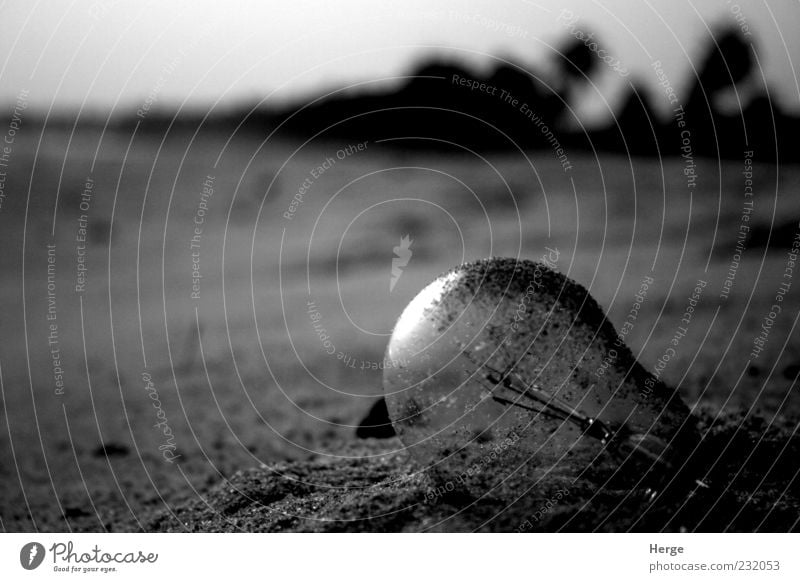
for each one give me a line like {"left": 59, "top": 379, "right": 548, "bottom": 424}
{"left": 1, "top": 0, "right": 799, "bottom": 567}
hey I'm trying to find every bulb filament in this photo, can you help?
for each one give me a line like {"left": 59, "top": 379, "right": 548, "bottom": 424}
{"left": 462, "top": 349, "right": 673, "bottom": 471}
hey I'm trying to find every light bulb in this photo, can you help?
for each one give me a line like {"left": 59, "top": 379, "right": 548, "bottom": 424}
{"left": 383, "top": 258, "right": 697, "bottom": 501}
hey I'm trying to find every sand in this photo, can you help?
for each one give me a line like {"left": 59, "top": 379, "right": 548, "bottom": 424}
{"left": 133, "top": 410, "right": 798, "bottom": 532}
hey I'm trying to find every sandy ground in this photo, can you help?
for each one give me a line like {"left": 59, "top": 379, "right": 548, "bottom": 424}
{"left": 138, "top": 410, "right": 800, "bottom": 532}
{"left": 1, "top": 127, "right": 799, "bottom": 532}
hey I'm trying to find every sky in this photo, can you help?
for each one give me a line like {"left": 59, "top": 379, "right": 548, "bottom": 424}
{"left": 0, "top": 0, "right": 798, "bottom": 124}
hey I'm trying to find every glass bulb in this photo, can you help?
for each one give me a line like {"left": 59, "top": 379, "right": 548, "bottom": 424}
{"left": 383, "top": 258, "right": 695, "bottom": 501}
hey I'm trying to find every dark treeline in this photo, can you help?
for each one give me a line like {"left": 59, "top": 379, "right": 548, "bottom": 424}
{"left": 66, "top": 27, "right": 800, "bottom": 162}
{"left": 258, "top": 28, "right": 797, "bottom": 161}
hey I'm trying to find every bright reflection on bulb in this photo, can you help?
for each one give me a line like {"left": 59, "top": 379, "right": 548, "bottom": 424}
{"left": 383, "top": 258, "right": 696, "bottom": 501}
